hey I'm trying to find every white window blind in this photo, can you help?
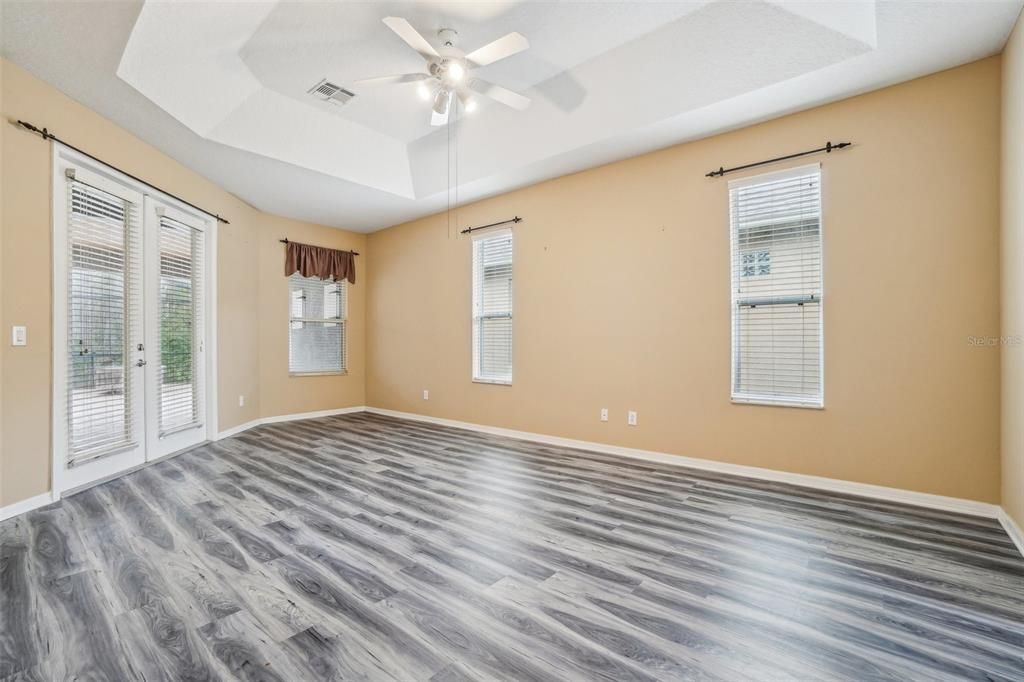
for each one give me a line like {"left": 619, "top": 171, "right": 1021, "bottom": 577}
{"left": 158, "top": 215, "right": 204, "bottom": 436}
{"left": 730, "top": 164, "right": 822, "bottom": 407}
{"left": 289, "top": 273, "right": 346, "bottom": 374}
{"left": 472, "top": 229, "right": 513, "bottom": 384}
{"left": 66, "top": 179, "right": 142, "bottom": 465}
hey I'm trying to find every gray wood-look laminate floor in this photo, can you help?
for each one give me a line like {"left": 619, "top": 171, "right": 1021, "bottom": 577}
{"left": 2, "top": 413, "right": 1023, "bottom": 681}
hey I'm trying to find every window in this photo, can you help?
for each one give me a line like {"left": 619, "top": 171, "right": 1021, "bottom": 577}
{"left": 741, "top": 250, "right": 771, "bottom": 277}
{"left": 730, "top": 164, "right": 822, "bottom": 407}
{"left": 158, "top": 214, "right": 204, "bottom": 436}
{"left": 288, "top": 273, "right": 346, "bottom": 374}
{"left": 472, "top": 229, "right": 513, "bottom": 384}
{"left": 66, "top": 179, "right": 141, "bottom": 463}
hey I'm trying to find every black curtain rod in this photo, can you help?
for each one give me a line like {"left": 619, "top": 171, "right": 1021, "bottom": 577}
{"left": 706, "top": 141, "right": 852, "bottom": 178}
{"left": 278, "top": 238, "right": 359, "bottom": 256}
{"left": 459, "top": 216, "right": 522, "bottom": 235}
{"left": 15, "top": 119, "right": 230, "bottom": 224}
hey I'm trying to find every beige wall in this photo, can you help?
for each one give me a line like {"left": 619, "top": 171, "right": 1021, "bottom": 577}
{"left": 1003, "top": 13, "right": 1024, "bottom": 528}
{"left": 367, "top": 58, "right": 1003, "bottom": 503}
{"left": 0, "top": 53, "right": 1010, "bottom": 509}
{"left": 257, "top": 213, "right": 366, "bottom": 419}
{"left": 0, "top": 58, "right": 364, "bottom": 507}
{"left": 0, "top": 51, "right": 7, "bottom": 512}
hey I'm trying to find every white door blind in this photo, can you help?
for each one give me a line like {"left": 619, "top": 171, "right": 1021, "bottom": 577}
{"left": 158, "top": 215, "right": 204, "bottom": 436}
{"left": 289, "top": 273, "right": 346, "bottom": 374}
{"left": 472, "top": 229, "right": 513, "bottom": 384}
{"left": 66, "top": 180, "right": 142, "bottom": 465}
{"left": 730, "top": 165, "right": 822, "bottom": 407}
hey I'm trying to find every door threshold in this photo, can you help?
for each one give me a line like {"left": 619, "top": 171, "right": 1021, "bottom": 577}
{"left": 60, "top": 440, "right": 210, "bottom": 499}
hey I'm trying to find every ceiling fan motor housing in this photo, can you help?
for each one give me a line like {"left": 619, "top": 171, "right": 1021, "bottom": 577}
{"left": 428, "top": 59, "right": 463, "bottom": 85}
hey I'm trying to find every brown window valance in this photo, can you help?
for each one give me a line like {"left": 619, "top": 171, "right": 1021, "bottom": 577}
{"left": 284, "top": 240, "right": 356, "bottom": 284}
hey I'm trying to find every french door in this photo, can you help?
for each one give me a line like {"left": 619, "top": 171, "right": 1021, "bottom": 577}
{"left": 53, "top": 152, "right": 214, "bottom": 494}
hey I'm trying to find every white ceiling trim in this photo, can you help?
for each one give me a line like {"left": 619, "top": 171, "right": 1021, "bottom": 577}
{"left": 2, "top": 0, "right": 1021, "bottom": 231}
{"left": 118, "top": 2, "right": 414, "bottom": 197}
{"left": 116, "top": 0, "right": 875, "bottom": 201}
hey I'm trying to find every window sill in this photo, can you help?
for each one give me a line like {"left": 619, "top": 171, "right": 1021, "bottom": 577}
{"left": 731, "top": 396, "right": 823, "bottom": 410}
{"left": 473, "top": 378, "right": 512, "bottom": 386}
{"left": 290, "top": 370, "right": 348, "bottom": 377}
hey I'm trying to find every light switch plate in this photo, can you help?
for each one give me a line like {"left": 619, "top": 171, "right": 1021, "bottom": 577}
{"left": 11, "top": 326, "right": 26, "bottom": 346}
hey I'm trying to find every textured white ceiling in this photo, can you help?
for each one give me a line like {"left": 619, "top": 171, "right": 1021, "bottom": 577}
{"left": 241, "top": 2, "right": 714, "bottom": 144}
{"left": 2, "top": 1, "right": 1022, "bottom": 231}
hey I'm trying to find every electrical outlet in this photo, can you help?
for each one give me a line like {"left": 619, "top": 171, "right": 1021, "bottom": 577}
{"left": 239, "top": 395, "right": 245, "bottom": 407}
{"left": 11, "top": 326, "right": 26, "bottom": 346}
{"left": 600, "top": 408, "right": 608, "bottom": 422}
{"left": 627, "top": 410, "right": 638, "bottom": 426}
{"left": 423, "top": 389, "right": 429, "bottom": 400}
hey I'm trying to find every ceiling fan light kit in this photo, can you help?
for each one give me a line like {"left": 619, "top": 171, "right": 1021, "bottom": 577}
{"left": 355, "top": 17, "right": 533, "bottom": 126}
{"left": 432, "top": 89, "right": 451, "bottom": 116}
{"left": 446, "top": 61, "right": 465, "bottom": 82}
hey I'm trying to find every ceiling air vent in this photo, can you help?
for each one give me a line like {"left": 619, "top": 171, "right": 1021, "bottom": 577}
{"left": 307, "top": 79, "right": 356, "bottom": 106}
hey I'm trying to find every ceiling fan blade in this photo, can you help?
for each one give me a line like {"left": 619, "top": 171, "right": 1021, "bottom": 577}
{"left": 431, "top": 91, "right": 452, "bottom": 126}
{"left": 469, "top": 79, "right": 531, "bottom": 111}
{"left": 465, "top": 32, "right": 529, "bottom": 67}
{"left": 382, "top": 17, "right": 439, "bottom": 60}
{"left": 354, "top": 73, "right": 429, "bottom": 86}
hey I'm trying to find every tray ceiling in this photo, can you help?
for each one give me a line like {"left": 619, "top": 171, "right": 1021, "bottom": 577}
{"left": 2, "top": 1, "right": 1021, "bottom": 231}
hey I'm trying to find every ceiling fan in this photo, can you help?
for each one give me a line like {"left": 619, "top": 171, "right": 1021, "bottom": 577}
{"left": 356, "top": 17, "right": 532, "bottom": 126}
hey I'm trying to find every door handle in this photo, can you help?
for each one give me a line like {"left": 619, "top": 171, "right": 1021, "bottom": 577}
{"left": 135, "top": 359, "right": 147, "bottom": 367}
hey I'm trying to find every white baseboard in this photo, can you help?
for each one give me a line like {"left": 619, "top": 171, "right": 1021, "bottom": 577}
{"left": 216, "top": 418, "right": 262, "bottom": 440}
{"left": 0, "top": 406, "right": 368, "bottom": 525}
{"left": 998, "top": 508, "right": 1024, "bottom": 559}
{"left": 216, "top": 405, "right": 366, "bottom": 440}
{"left": 0, "top": 490, "right": 59, "bottom": 522}
{"left": 365, "top": 406, "right": 1002, "bottom": 520}
{"left": 6, "top": 405, "right": 1015, "bottom": 555}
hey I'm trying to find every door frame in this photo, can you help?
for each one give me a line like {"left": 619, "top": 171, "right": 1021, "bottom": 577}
{"left": 50, "top": 144, "right": 219, "bottom": 496}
